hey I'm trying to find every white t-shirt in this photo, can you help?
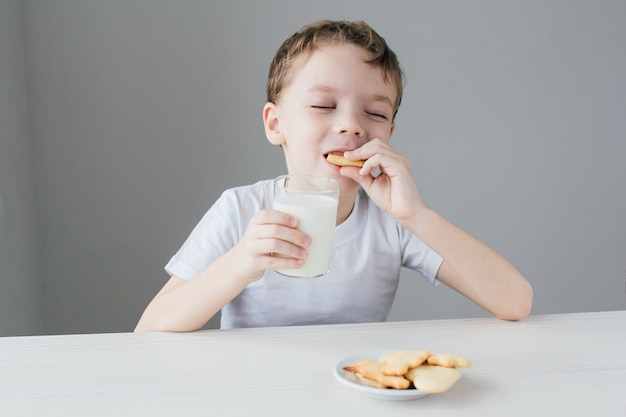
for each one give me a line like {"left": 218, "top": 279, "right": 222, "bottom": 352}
{"left": 165, "top": 179, "right": 443, "bottom": 328}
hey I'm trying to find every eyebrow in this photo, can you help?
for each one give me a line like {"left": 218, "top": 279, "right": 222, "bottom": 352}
{"left": 370, "top": 94, "right": 395, "bottom": 109}
{"left": 307, "top": 84, "right": 394, "bottom": 108}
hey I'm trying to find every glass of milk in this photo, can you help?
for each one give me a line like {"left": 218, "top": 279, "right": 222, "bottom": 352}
{"left": 273, "top": 175, "right": 339, "bottom": 278}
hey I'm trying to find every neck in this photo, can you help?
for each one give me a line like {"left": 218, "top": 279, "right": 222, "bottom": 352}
{"left": 336, "top": 189, "right": 358, "bottom": 226}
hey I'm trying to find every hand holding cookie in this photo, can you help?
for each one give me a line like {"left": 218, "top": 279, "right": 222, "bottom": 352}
{"left": 335, "top": 140, "right": 427, "bottom": 224}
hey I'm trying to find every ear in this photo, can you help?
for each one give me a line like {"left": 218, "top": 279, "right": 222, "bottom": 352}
{"left": 263, "top": 102, "right": 285, "bottom": 145}
{"left": 389, "top": 121, "right": 396, "bottom": 137}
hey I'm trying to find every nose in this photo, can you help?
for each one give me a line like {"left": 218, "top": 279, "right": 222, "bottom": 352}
{"left": 333, "top": 110, "right": 364, "bottom": 138}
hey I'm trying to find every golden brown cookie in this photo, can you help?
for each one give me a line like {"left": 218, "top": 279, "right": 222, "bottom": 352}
{"left": 356, "top": 374, "right": 388, "bottom": 389}
{"left": 326, "top": 154, "right": 365, "bottom": 167}
{"left": 346, "top": 359, "right": 411, "bottom": 389}
{"left": 405, "top": 364, "right": 462, "bottom": 393}
{"left": 427, "top": 353, "right": 472, "bottom": 368}
{"left": 378, "top": 349, "right": 430, "bottom": 376}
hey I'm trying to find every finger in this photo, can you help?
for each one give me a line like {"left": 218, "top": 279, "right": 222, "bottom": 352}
{"left": 258, "top": 231, "right": 309, "bottom": 272}
{"left": 259, "top": 224, "right": 310, "bottom": 253}
{"left": 253, "top": 209, "right": 298, "bottom": 228}
{"left": 339, "top": 166, "right": 374, "bottom": 189}
{"left": 246, "top": 214, "right": 311, "bottom": 260}
{"left": 344, "top": 138, "right": 389, "bottom": 159}
{"left": 344, "top": 144, "right": 392, "bottom": 175}
{"left": 359, "top": 153, "right": 384, "bottom": 176}
{"left": 264, "top": 251, "right": 306, "bottom": 271}
{"left": 263, "top": 238, "right": 308, "bottom": 261}
{"left": 338, "top": 149, "right": 383, "bottom": 178}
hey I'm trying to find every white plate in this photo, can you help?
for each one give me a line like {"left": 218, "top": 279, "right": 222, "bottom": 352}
{"left": 333, "top": 350, "right": 431, "bottom": 401}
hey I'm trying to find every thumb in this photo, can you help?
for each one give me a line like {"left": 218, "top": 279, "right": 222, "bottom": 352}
{"left": 340, "top": 166, "right": 374, "bottom": 190}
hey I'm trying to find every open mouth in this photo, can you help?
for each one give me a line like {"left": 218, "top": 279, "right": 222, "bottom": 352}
{"left": 324, "top": 151, "right": 344, "bottom": 158}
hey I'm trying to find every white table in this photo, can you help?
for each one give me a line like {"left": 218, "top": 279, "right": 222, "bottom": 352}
{"left": 1, "top": 310, "right": 625, "bottom": 416}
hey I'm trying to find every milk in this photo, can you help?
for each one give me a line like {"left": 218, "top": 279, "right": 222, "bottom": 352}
{"left": 273, "top": 193, "right": 338, "bottom": 277}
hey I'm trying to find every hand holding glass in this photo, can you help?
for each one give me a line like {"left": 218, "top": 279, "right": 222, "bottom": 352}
{"left": 273, "top": 175, "right": 339, "bottom": 278}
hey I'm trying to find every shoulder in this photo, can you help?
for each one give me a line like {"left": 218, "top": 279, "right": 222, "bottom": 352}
{"left": 195, "top": 179, "right": 273, "bottom": 230}
{"left": 221, "top": 179, "right": 273, "bottom": 199}
{"left": 217, "top": 179, "right": 273, "bottom": 209}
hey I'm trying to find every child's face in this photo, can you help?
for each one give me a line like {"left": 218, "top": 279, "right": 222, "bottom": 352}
{"left": 264, "top": 44, "right": 397, "bottom": 197}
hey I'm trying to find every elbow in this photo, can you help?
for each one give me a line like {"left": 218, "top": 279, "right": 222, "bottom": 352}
{"left": 134, "top": 320, "right": 154, "bottom": 333}
{"left": 134, "top": 316, "right": 171, "bottom": 333}
{"left": 134, "top": 323, "right": 149, "bottom": 333}
{"left": 134, "top": 323, "right": 178, "bottom": 333}
{"left": 134, "top": 316, "right": 202, "bottom": 333}
{"left": 496, "top": 302, "right": 532, "bottom": 321}
{"left": 496, "top": 283, "right": 534, "bottom": 321}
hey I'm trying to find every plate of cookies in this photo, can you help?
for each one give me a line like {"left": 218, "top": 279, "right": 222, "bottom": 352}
{"left": 334, "top": 349, "right": 471, "bottom": 401}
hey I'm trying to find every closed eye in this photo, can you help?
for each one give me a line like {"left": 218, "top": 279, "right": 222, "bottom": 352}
{"left": 366, "top": 111, "right": 388, "bottom": 120}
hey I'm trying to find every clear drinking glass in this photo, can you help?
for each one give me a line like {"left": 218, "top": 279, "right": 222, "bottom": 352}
{"left": 273, "top": 175, "right": 339, "bottom": 278}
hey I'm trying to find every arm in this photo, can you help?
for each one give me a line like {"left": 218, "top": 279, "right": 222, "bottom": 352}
{"left": 134, "top": 210, "right": 311, "bottom": 332}
{"left": 403, "top": 207, "right": 533, "bottom": 320}
{"left": 341, "top": 140, "right": 533, "bottom": 320}
{"left": 134, "top": 249, "right": 251, "bottom": 332}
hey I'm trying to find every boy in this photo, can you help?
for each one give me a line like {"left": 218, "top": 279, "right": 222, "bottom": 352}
{"left": 135, "top": 20, "right": 533, "bottom": 332}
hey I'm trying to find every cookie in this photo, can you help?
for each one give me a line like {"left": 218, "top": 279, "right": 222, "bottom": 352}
{"left": 378, "top": 349, "right": 430, "bottom": 376}
{"left": 345, "top": 359, "right": 411, "bottom": 389}
{"left": 427, "top": 353, "right": 472, "bottom": 368}
{"left": 342, "top": 349, "right": 471, "bottom": 393}
{"left": 405, "top": 364, "right": 462, "bottom": 393}
{"left": 356, "top": 374, "right": 388, "bottom": 389}
{"left": 326, "top": 154, "right": 365, "bottom": 167}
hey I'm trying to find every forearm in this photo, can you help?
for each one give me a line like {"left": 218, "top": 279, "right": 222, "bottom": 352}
{"left": 134, "top": 248, "right": 251, "bottom": 332}
{"left": 402, "top": 207, "right": 533, "bottom": 320}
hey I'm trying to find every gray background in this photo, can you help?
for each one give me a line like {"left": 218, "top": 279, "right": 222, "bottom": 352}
{"left": 1, "top": 0, "right": 624, "bottom": 336}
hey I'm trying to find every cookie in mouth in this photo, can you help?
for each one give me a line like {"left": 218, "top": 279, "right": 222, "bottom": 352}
{"left": 326, "top": 154, "right": 365, "bottom": 167}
